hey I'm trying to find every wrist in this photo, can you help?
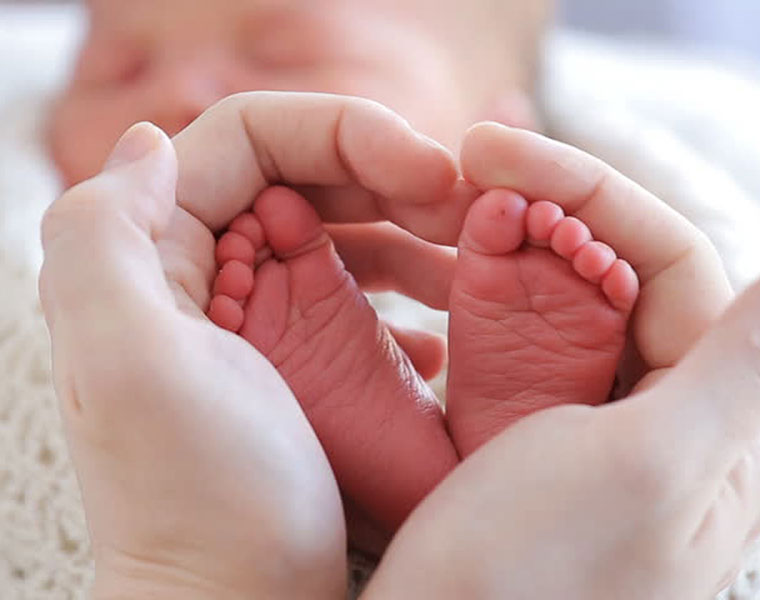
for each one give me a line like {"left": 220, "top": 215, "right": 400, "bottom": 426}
{"left": 91, "top": 543, "right": 347, "bottom": 600}
{"left": 91, "top": 552, "right": 256, "bottom": 600}
{"left": 93, "top": 577, "right": 248, "bottom": 600}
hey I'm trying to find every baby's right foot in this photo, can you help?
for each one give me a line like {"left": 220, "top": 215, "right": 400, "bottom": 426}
{"left": 207, "top": 187, "right": 458, "bottom": 532}
{"left": 447, "top": 190, "right": 639, "bottom": 456}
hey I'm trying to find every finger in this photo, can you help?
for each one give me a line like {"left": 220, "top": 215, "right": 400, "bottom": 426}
{"left": 385, "top": 323, "right": 447, "bottom": 382}
{"left": 614, "top": 295, "right": 760, "bottom": 595}
{"left": 156, "top": 207, "right": 217, "bottom": 317}
{"left": 604, "top": 277, "right": 760, "bottom": 549}
{"left": 461, "top": 122, "right": 733, "bottom": 369}
{"left": 589, "top": 278, "right": 760, "bottom": 596}
{"left": 643, "top": 279, "right": 760, "bottom": 484}
{"left": 461, "top": 123, "right": 698, "bottom": 278}
{"left": 173, "top": 92, "right": 468, "bottom": 244}
{"left": 299, "top": 180, "right": 479, "bottom": 246}
{"left": 327, "top": 222, "right": 456, "bottom": 311}
{"left": 40, "top": 122, "right": 178, "bottom": 335}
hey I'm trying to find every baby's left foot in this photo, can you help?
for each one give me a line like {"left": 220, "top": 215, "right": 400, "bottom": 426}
{"left": 446, "top": 190, "right": 639, "bottom": 456}
{"left": 205, "top": 186, "right": 457, "bottom": 533}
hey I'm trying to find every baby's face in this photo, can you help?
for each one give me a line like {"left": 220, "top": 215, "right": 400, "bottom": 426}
{"left": 50, "top": 0, "right": 476, "bottom": 185}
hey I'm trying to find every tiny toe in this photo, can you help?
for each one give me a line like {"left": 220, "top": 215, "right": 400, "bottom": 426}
{"left": 254, "top": 186, "right": 327, "bottom": 258}
{"left": 228, "top": 212, "right": 266, "bottom": 248}
{"left": 213, "top": 260, "right": 254, "bottom": 300}
{"left": 208, "top": 295, "right": 245, "bottom": 332}
{"left": 602, "top": 259, "right": 640, "bottom": 312}
{"left": 572, "top": 241, "right": 617, "bottom": 284}
{"left": 526, "top": 201, "right": 564, "bottom": 244}
{"left": 550, "top": 217, "right": 592, "bottom": 259}
{"left": 216, "top": 232, "right": 255, "bottom": 265}
{"left": 459, "top": 189, "right": 528, "bottom": 255}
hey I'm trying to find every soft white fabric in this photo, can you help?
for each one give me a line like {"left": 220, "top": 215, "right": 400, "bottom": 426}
{"left": 543, "top": 34, "right": 760, "bottom": 293}
{"left": 2, "top": 4, "right": 760, "bottom": 598}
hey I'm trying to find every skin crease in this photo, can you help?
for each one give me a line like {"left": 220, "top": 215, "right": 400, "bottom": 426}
{"left": 48, "top": 0, "right": 550, "bottom": 186}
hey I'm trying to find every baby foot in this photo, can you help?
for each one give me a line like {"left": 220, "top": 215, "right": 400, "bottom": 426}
{"left": 446, "top": 189, "right": 639, "bottom": 457}
{"left": 207, "top": 186, "right": 458, "bottom": 532}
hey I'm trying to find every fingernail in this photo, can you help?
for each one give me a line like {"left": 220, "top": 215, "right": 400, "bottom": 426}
{"left": 104, "top": 122, "right": 160, "bottom": 170}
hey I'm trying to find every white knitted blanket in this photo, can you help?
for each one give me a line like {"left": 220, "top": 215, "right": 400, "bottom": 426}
{"left": 2, "top": 5, "right": 760, "bottom": 598}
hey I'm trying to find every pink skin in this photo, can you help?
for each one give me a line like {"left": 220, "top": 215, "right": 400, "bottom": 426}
{"left": 50, "top": 0, "right": 550, "bottom": 187}
{"left": 208, "top": 186, "right": 459, "bottom": 534}
{"left": 209, "top": 184, "right": 639, "bottom": 529}
{"left": 446, "top": 190, "right": 639, "bottom": 457}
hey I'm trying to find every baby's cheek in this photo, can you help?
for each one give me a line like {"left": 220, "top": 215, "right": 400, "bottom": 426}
{"left": 49, "top": 91, "right": 133, "bottom": 186}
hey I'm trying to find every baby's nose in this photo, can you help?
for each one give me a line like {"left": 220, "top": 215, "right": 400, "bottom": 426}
{"left": 145, "top": 56, "right": 233, "bottom": 134}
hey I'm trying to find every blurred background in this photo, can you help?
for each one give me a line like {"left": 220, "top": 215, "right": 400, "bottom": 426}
{"left": 1, "top": 0, "right": 758, "bottom": 67}
{"left": 561, "top": 0, "right": 760, "bottom": 64}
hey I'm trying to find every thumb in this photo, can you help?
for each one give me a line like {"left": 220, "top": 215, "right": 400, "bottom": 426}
{"left": 629, "top": 276, "right": 760, "bottom": 497}
{"left": 39, "top": 122, "right": 178, "bottom": 335}
{"left": 610, "top": 279, "right": 760, "bottom": 599}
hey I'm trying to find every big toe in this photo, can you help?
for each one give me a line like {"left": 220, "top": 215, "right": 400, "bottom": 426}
{"left": 459, "top": 189, "right": 528, "bottom": 256}
{"left": 254, "top": 186, "right": 329, "bottom": 259}
{"left": 250, "top": 186, "right": 347, "bottom": 311}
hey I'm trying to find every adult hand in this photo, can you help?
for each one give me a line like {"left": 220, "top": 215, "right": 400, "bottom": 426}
{"left": 327, "top": 121, "right": 735, "bottom": 390}
{"left": 365, "top": 277, "right": 760, "bottom": 598}
{"left": 40, "top": 123, "right": 346, "bottom": 599}
{"left": 362, "top": 123, "right": 751, "bottom": 599}
{"left": 169, "top": 92, "right": 472, "bottom": 380}
{"left": 39, "top": 92, "right": 477, "bottom": 596}
{"left": 169, "top": 92, "right": 479, "bottom": 544}
{"left": 172, "top": 92, "right": 477, "bottom": 243}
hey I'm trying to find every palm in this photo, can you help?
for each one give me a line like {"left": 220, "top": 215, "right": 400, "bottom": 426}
{"left": 58, "top": 204, "right": 347, "bottom": 598}
{"left": 367, "top": 400, "right": 744, "bottom": 600}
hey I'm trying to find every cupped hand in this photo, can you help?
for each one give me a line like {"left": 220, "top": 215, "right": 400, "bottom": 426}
{"left": 362, "top": 123, "right": 754, "bottom": 599}
{"left": 40, "top": 125, "right": 345, "bottom": 598}
{"left": 39, "top": 92, "right": 480, "bottom": 596}
{"left": 365, "top": 275, "right": 760, "bottom": 598}
{"left": 40, "top": 124, "right": 349, "bottom": 600}
{"left": 324, "top": 120, "right": 736, "bottom": 398}
{"left": 166, "top": 91, "right": 471, "bottom": 382}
